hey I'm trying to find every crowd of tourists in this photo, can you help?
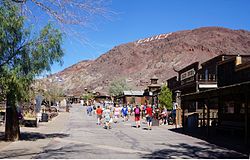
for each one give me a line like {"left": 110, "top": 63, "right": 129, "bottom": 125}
{"left": 85, "top": 102, "right": 171, "bottom": 130}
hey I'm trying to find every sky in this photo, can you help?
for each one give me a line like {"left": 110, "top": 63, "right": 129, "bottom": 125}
{"left": 47, "top": 0, "right": 250, "bottom": 75}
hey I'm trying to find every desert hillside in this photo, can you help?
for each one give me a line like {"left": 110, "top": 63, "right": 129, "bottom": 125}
{"left": 36, "top": 27, "right": 250, "bottom": 95}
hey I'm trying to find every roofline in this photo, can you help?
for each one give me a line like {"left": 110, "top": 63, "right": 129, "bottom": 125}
{"left": 178, "top": 61, "right": 199, "bottom": 73}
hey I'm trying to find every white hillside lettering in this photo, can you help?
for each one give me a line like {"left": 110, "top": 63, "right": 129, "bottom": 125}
{"left": 136, "top": 33, "right": 172, "bottom": 44}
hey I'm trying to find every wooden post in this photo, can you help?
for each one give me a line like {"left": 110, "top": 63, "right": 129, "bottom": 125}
{"left": 203, "top": 101, "right": 206, "bottom": 127}
{"left": 182, "top": 100, "right": 185, "bottom": 132}
{"left": 176, "top": 106, "right": 182, "bottom": 128}
{"left": 206, "top": 98, "right": 210, "bottom": 138}
{"left": 175, "top": 107, "right": 178, "bottom": 128}
{"left": 218, "top": 91, "right": 222, "bottom": 126}
{"left": 245, "top": 90, "right": 249, "bottom": 151}
{"left": 202, "top": 99, "right": 207, "bottom": 137}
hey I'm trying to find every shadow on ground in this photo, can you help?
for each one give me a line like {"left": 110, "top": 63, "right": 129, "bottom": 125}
{"left": 0, "top": 143, "right": 120, "bottom": 159}
{"left": 0, "top": 132, "right": 70, "bottom": 158}
{"left": 0, "top": 131, "right": 69, "bottom": 141}
{"left": 0, "top": 144, "right": 88, "bottom": 159}
{"left": 141, "top": 142, "right": 248, "bottom": 159}
{"left": 168, "top": 127, "right": 249, "bottom": 155}
{"left": 33, "top": 144, "right": 92, "bottom": 159}
{"left": 20, "top": 132, "right": 69, "bottom": 141}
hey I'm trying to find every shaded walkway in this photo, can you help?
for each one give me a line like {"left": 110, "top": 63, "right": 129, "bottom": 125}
{"left": 141, "top": 142, "right": 247, "bottom": 159}
{"left": 169, "top": 127, "right": 249, "bottom": 155}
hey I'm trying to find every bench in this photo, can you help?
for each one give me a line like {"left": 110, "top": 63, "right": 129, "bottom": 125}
{"left": 43, "top": 106, "right": 59, "bottom": 120}
{"left": 23, "top": 117, "right": 38, "bottom": 127}
{"left": 0, "top": 111, "right": 5, "bottom": 124}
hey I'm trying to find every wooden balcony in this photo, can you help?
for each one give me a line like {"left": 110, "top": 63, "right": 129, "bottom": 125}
{"left": 197, "top": 74, "right": 217, "bottom": 83}
{"left": 197, "top": 74, "right": 217, "bottom": 89}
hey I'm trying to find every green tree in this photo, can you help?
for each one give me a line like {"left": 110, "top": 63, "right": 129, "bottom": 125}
{"left": 0, "top": 2, "right": 64, "bottom": 141}
{"left": 82, "top": 93, "right": 94, "bottom": 101}
{"left": 158, "top": 84, "right": 173, "bottom": 110}
{"left": 44, "top": 83, "right": 64, "bottom": 107}
{"left": 109, "top": 79, "right": 130, "bottom": 97}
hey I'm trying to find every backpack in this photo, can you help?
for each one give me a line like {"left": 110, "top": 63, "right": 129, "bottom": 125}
{"left": 135, "top": 107, "right": 140, "bottom": 114}
{"left": 122, "top": 107, "right": 128, "bottom": 114}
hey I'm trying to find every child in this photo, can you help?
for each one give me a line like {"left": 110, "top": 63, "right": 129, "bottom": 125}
{"left": 121, "top": 105, "right": 128, "bottom": 121}
{"left": 104, "top": 106, "right": 112, "bottom": 129}
{"left": 96, "top": 106, "right": 103, "bottom": 125}
{"left": 134, "top": 105, "right": 141, "bottom": 128}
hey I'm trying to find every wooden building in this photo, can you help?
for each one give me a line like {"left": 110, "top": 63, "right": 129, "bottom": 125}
{"left": 171, "top": 55, "right": 250, "bottom": 150}
{"left": 93, "top": 92, "right": 111, "bottom": 103}
{"left": 144, "top": 76, "right": 161, "bottom": 105}
{"left": 116, "top": 77, "right": 161, "bottom": 106}
{"left": 67, "top": 95, "right": 80, "bottom": 104}
{"left": 167, "top": 55, "right": 238, "bottom": 107}
{"left": 167, "top": 55, "right": 246, "bottom": 126}
{"left": 119, "top": 90, "right": 145, "bottom": 105}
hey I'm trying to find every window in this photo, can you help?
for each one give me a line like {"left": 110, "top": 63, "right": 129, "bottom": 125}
{"left": 224, "top": 101, "right": 234, "bottom": 114}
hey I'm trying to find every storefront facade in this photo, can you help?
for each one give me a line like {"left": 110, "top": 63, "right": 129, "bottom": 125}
{"left": 179, "top": 55, "right": 250, "bottom": 150}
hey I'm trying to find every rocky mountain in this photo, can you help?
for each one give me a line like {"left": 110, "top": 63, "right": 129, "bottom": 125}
{"left": 36, "top": 27, "right": 250, "bottom": 96}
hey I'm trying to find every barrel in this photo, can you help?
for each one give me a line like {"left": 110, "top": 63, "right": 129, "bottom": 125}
{"left": 41, "top": 113, "right": 48, "bottom": 122}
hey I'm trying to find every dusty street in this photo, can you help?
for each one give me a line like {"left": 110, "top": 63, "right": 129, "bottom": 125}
{"left": 0, "top": 104, "right": 247, "bottom": 159}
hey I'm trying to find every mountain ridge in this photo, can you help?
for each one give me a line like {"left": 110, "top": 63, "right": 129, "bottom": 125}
{"left": 37, "top": 26, "right": 250, "bottom": 96}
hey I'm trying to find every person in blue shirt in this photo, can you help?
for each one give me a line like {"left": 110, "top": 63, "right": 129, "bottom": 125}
{"left": 121, "top": 105, "right": 128, "bottom": 121}
{"left": 87, "top": 105, "right": 93, "bottom": 116}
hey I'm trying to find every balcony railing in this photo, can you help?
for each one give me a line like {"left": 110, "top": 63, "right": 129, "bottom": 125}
{"left": 197, "top": 74, "right": 217, "bottom": 82}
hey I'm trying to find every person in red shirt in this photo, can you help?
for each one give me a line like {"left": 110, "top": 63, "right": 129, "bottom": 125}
{"left": 96, "top": 106, "right": 103, "bottom": 125}
{"left": 145, "top": 105, "right": 153, "bottom": 130}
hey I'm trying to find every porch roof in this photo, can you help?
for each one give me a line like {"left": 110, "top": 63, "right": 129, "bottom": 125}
{"left": 123, "top": 91, "right": 144, "bottom": 96}
{"left": 181, "top": 81, "right": 250, "bottom": 101}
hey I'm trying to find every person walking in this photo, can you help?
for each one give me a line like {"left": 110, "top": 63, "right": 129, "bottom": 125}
{"left": 86, "top": 105, "right": 90, "bottom": 115}
{"left": 161, "top": 107, "right": 168, "bottom": 125}
{"left": 121, "top": 105, "right": 128, "bottom": 121}
{"left": 87, "top": 105, "right": 93, "bottom": 116}
{"left": 103, "top": 106, "right": 112, "bottom": 129}
{"left": 145, "top": 105, "right": 153, "bottom": 130}
{"left": 134, "top": 104, "right": 141, "bottom": 128}
{"left": 93, "top": 105, "right": 96, "bottom": 115}
{"left": 128, "top": 103, "right": 133, "bottom": 116}
{"left": 96, "top": 106, "right": 103, "bottom": 125}
{"left": 113, "top": 105, "right": 120, "bottom": 123}
{"left": 141, "top": 103, "right": 147, "bottom": 119}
